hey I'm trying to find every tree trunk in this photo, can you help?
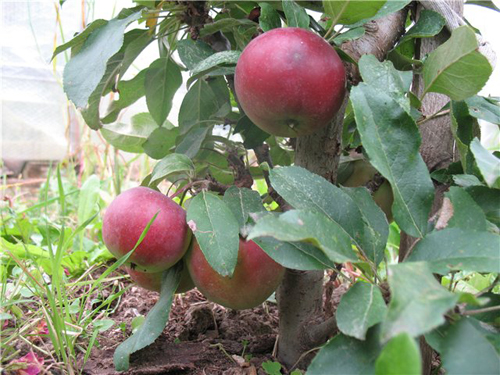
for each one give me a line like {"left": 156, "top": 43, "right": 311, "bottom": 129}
{"left": 276, "top": 11, "right": 408, "bottom": 370}
{"left": 399, "top": 2, "right": 465, "bottom": 373}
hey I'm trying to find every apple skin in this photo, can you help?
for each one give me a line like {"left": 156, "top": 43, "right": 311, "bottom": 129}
{"left": 102, "top": 187, "right": 191, "bottom": 272}
{"left": 186, "top": 238, "right": 285, "bottom": 310}
{"left": 235, "top": 27, "right": 345, "bottom": 137}
{"left": 339, "top": 160, "right": 394, "bottom": 222}
{"left": 124, "top": 264, "right": 195, "bottom": 294}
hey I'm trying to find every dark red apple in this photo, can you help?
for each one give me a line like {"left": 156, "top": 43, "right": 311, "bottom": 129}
{"left": 102, "top": 187, "right": 191, "bottom": 272}
{"left": 186, "top": 238, "right": 285, "bottom": 310}
{"left": 124, "top": 264, "right": 195, "bottom": 294}
{"left": 235, "top": 27, "right": 345, "bottom": 137}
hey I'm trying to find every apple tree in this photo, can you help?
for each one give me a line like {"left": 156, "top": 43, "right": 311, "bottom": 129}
{"left": 56, "top": 0, "right": 500, "bottom": 373}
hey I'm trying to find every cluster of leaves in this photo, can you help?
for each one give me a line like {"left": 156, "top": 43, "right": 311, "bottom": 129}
{"left": 55, "top": 0, "right": 499, "bottom": 373}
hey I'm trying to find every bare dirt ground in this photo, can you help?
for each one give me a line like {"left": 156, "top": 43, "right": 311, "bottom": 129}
{"left": 82, "top": 284, "right": 282, "bottom": 375}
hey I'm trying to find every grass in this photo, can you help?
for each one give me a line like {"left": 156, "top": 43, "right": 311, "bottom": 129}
{"left": 0, "top": 149, "right": 150, "bottom": 374}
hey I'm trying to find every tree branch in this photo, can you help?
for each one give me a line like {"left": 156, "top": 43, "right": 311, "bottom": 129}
{"left": 462, "top": 305, "right": 500, "bottom": 316}
{"left": 277, "top": 8, "right": 409, "bottom": 369}
{"left": 421, "top": 0, "right": 496, "bottom": 68}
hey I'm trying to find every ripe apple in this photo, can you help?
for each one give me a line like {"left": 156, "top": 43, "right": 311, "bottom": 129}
{"left": 186, "top": 238, "right": 285, "bottom": 310}
{"left": 339, "top": 159, "right": 394, "bottom": 222}
{"left": 235, "top": 27, "right": 346, "bottom": 137}
{"left": 124, "top": 264, "right": 195, "bottom": 294}
{"left": 102, "top": 187, "right": 191, "bottom": 272}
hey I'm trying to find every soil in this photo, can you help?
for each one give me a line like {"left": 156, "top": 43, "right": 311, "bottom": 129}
{"left": 81, "top": 284, "right": 282, "bottom": 375}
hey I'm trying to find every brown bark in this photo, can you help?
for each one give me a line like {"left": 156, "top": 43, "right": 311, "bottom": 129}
{"left": 399, "top": 2, "right": 464, "bottom": 374}
{"left": 276, "top": 9, "right": 409, "bottom": 370}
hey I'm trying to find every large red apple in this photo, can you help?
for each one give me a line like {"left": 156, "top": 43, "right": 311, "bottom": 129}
{"left": 235, "top": 27, "right": 346, "bottom": 137}
{"left": 102, "top": 187, "right": 191, "bottom": 272}
{"left": 124, "top": 264, "right": 195, "bottom": 294}
{"left": 186, "top": 238, "right": 285, "bottom": 310}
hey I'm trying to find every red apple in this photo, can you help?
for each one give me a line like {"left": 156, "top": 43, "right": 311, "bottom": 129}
{"left": 235, "top": 27, "right": 345, "bottom": 137}
{"left": 124, "top": 264, "right": 195, "bottom": 294}
{"left": 186, "top": 238, "right": 285, "bottom": 310}
{"left": 102, "top": 187, "right": 191, "bottom": 272}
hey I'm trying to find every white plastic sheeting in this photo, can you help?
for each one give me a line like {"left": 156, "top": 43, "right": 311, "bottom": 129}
{"left": 1, "top": 1, "right": 70, "bottom": 161}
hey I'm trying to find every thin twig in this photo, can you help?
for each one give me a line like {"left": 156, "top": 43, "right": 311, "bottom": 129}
{"left": 417, "top": 109, "right": 451, "bottom": 126}
{"left": 462, "top": 305, "right": 500, "bottom": 316}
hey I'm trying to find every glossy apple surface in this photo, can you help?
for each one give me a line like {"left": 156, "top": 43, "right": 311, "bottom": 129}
{"left": 102, "top": 187, "right": 191, "bottom": 272}
{"left": 187, "top": 238, "right": 285, "bottom": 310}
{"left": 235, "top": 27, "right": 345, "bottom": 137}
{"left": 124, "top": 264, "right": 195, "bottom": 294}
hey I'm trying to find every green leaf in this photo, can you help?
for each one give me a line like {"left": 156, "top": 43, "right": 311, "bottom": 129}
{"left": 178, "top": 79, "right": 220, "bottom": 134}
{"left": 465, "top": 96, "right": 500, "bottom": 125}
{"left": 444, "top": 186, "right": 488, "bottom": 231}
{"left": 142, "top": 127, "right": 179, "bottom": 160}
{"left": 346, "top": 0, "right": 411, "bottom": 28}
{"left": 93, "top": 319, "right": 115, "bottom": 333}
{"left": 63, "top": 10, "right": 142, "bottom": 108}
{"left": 248, "top": 209, "right": 358, "bottom": 263}
{"left": 177, "top": 39, "right": 215, "bottom": 70}
{"left": 323, "top": 0, "right": 386, "bottom": 26}
{"left": 422, "top": 26, "right": 492, "bottom": 101}
{"left": 52, "top": 19, "right": 108, "bottom": 60}
{"left": 259, "top": 2, "right": 282, "bottom": 31}
{"left": 80, "top": 53, "right": 124, "bottom": 130}
{"left": 113, "top": 265, "right": 181, "bottom": 371}
{"left": 375, "top": 333, "right": 421, "bottom": 375}
{"left": 337, "top": 283, "right": 387, "bottom": 340}
{"left": 253, "top": 237, "right": 333, "bottom": 270}
{"left": 150, "top": 153, "right": 195, "bottom": 184}
{"left": 199, "top": 18, "right": 258, "bottom": 38}
{"left": 451, "top": 100, "right": 478, "bottom": 173}
{"left": 176, "top": 126, "right": 210, "bottom": 159}
{"left": 407, "top": 228, "right": 500, "bottom": 274}
{"left": 334, "top": 27, "right": 365, "bottom": 44}
{"left": 262, "top": 360, "right": 281, "bottom": 375}
{"left": 400, "top": 10, "right": 445, "bottom": 43}
{"left": 470, "top": 138, "right": 500, "bottom": 188}
{"left": 77, "top": 175, "right": 100, "bottom": 225}
{"left": 308, "top": 326, "right": 382, "bottom": 375}
{"left": 380, "top": 262, "right": 458, "bottom": 342}
{"left": 441, "top": 318, "right": 500, "bottom": 375}
{"left": 144, "top": 58, "right": 182, "bottom": 126}
{"left": 207, "top": 77, "right": 231, "bottom": 118}
{"left": 269, "top": 166, "right": 373, "bottom": 262}
{"left": 465, "top": 293, "right": 500, "bottom": 324}
{"left": 223, "top": 187, "right": 265, "bottom": 229}
{"left": 187, "top": 51, "right": 240, "bottom": 86}
{"left": 131, "top": 315, "right": 145, "bottom": 334}
{"left": 351, "top": 83, "right": 434, "bottom": 238}
{"left": 2, "top": 238, "right": 51, "bottom": 260}
{"left": 341, "top": 187, "right": 388, "bottom": 266}
{"left": 283, "top": 0, "right": 310, "bottom": 28}
{"left": 387, "top": 39, "right": 420, "bottom": 71}
{"left": 234, "top": 116, "right": 270, "bottom": 149}
{"left": 452, "top": 174, "right": 483, "bottom": 187}
{"left": 186, "top": 192, "right": 240, "bottom": 277}
{"left": 466, "top": 186, "right": 500, "bottom": 227}
{"left": 101, "top": 113, "right": 158, "bottom": 153}
{"left": 102, "top": 70, "right": 146, "bottom": 124}
{"left": 466, "top": 0, "right": 500, "bottom": 12}
{"left": 358, "top": 54, "right": 412, "bottom": 114}
{"left": 118, "top": 29, "right": 152, "bottom": 79}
